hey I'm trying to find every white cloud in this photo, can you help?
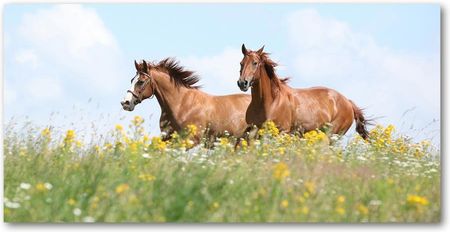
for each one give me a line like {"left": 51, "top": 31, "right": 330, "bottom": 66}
{"left": 15, "top": 49, "right": 39, "bottom": 68}
{"left": 5, "top": 4, "right": 129, "bottom": 133}
{"left": 181, "top": 47, "right": 244, "bottom": 95}
{"left": 25, "top": 76, "right": 63, "bottom": 100}
{"left": 4, "top": 82, "right": 17, "bottom": 106}
{"left": 17, "top": 4, "right": 124, "bottom": 93}
{"left": 19, "top": 4, "right": 117, "bottom": 56}
{"left": 286, "top": 9, "right": 440, "bottom": 141}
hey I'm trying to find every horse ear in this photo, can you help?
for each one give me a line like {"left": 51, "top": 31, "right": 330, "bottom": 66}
{"left": 242, "top": 44, "right": 248, "bottom": 55}
{"left": 142, "top": 60, "right": 148, "bottom": 71}
{"left": 256, "top": 45, "right": 265, "bottom": 55}
{"left": 134, "top": 60, "right": 140, "bottom": 70}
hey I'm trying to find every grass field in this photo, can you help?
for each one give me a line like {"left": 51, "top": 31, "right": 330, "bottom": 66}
{"left": 3, "top": 117, "right": 440, "bottom": 223}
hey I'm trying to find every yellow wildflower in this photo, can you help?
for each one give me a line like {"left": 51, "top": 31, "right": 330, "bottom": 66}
{"left": 94, "top": 145, "right": 100, "bottom": 154}
{"left": 67, "top": 198, "right": 76, "bottom": 206}
{"left": 75, "top": 140, "right": 83, "bottom": 148}
{"left": 90, "top": 196, "right": 100, "bottom": 210}
{"left": 280, "top": 200, "right": 289, "bottom": 209}
{"left": 297, "top": 196, "right": 305, "bottom": 203}
{"left": 171, "top": 131, "right": 179, "bottom": 139}
{"left": 387, "top": 178, "right": 394, "bottom": 185}
{"left": 129, "top": 142, "right": 138, "bottom": 153}
{"left": 182, "top": 139, "right": 195, "bottom": 149}
{"left": 104, "top": 142, "right": 113, "bottom": 150}
{"left": 303, "top": 191, "right": 310, "bottom": 198}
{"left": 63, "top": 130, "right": 76, "bottom": 147}
{"left": 336, "top": 207, "right": 346, "bottom": 215}
{"left": 219, "top": 137, "right": 229, "bottom": 146}
{"left": 304, "top": 130, "right": 328, "bottom": 145}
{"left": 272, "top": 162, "right": 290, "bottom": 181}
{"left": 35, "top": 182, "right": 47, "bottom": 192}
{"left": 420, "top": 140, "right": 431, "bottom": 151}
{"left": 114, "top": 141, "right": 124, "bottom": 151}
{"left": 258, "top": 128, "right": 266, "bottom": 136}
{"left": 357, "top": 203, "right": 369, "bottom": 215}
{"left": 186, "top": 124, "right": 198, "bottom": 136}
{"left": 143, "top": 135, "right": 150, "bottom": 144}
{"left": 265, "top": 121, "right": 280, "bottom": 136}
{"left": 115, "top": 183, "right": 129, "bottom": 194}
{"left": 413, "top": 147, "right": 424, "bottom": 158}
{"left": 369, "top": 124, "right": 397, "bottom": 149}
{"left": 41, "top": 127, "right": 51, "bottom": 138}
{"left": 212, "top": 202, "right": 220, "bottom": 209}
{"left": 129, "top": 194, "right": 139, "bottom": 204}
{"left": 384, "top": 124, "right": 395, "bottom": 139}
{"left": 138, "top": 174, "right": 156, "bottom": 182}
{"left": 337, "top": 195, "right": 346, "bottom": 204}
{"left": 66, "top": 130, "right": 75, "bottom": 140}
{"left": 301, "top": 206, "right": 309, "bottom": 215}
{"left": 151, "top": 136, "right": 167, "bottom": 151}
{"left": 304, "top": 181, "right": 316, "bottom": 194}
{"left": 115, "top": 124, "right": 124, "bottom": 131}
{"left": 258, "top": 121, "right": 279, "bottom": 137}
{"left": 407, "top": 194, "right": 429, "bottom": 206}
{"left": 241, "top": 139, "right": 248, "bottom": 149}
{"left": 132, "top": 116, "right": 144, "bottom": 127}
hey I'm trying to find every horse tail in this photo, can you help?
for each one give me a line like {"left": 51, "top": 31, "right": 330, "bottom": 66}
{"left": 349, "top": 100, "right": 370, "bottom": 140}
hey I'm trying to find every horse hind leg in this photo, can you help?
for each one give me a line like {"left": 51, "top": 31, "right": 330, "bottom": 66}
{"left": 323, "top": 119, "right": 352, "bottom": 145}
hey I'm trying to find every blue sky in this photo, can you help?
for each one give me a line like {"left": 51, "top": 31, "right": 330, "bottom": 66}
{"left": 3, "top": 3, "right": 440, "bottom": 144}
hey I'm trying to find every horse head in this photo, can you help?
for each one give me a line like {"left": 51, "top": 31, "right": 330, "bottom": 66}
{"left": 237, "top": 44, "right": 265, "bottom": 92}
{"left": 121, "top": 60, "right": 155, "bottom": 111}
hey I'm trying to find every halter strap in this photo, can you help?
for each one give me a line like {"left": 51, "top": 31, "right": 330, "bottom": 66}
{"left": 129, "top": 71, "right": 155, "bottom": 103}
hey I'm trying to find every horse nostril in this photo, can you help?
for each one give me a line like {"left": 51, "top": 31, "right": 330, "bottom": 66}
{"left": 122, "top": 100, "right": 130, "bottom": 106}
{"left": 244, "top": 80, "right": 248, "bottom": 86}
{"left": 237, "top": 80, "right": 243, "bottom": 88}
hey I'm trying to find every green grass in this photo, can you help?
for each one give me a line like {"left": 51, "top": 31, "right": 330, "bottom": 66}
{"left": 3, "top": 119, "right": 440, "bottom": 223}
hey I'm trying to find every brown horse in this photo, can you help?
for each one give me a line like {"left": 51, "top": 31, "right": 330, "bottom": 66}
{"left": 121, "top": 58, "right": 251, "bottom": 142}
{"left": 237, "top": 44, "right": 369, "bottom": 139}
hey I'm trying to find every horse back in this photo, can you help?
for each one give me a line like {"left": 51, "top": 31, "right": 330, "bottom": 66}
{"left": 291, "top": 86, "right": 354, "bottom": 131}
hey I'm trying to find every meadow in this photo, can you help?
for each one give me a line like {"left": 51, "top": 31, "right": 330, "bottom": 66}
{"left": 3, "top": 116, "right": 440, "bottom": 223}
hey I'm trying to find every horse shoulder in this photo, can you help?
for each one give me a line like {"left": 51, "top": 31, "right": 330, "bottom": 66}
{"left": 178, "top": 90, "right": 210, "bottom": 124}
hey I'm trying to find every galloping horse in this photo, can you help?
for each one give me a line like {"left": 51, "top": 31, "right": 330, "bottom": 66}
{"left": 237, "top": 44, "right": 369, "bottom": 139}
{"left": 121, "top": 58, "right": 251, "bottom": 142}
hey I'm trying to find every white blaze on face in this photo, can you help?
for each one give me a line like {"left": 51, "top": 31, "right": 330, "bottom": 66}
{"left": 123, "top": 73, "right": 140, "bottom": 109}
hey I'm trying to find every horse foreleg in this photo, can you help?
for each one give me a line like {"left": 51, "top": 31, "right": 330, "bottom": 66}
{"left": 159, "top": 116, "right": 177, "bottom": 142}
{"left": 234, "top": 125, "right": 259, "bottom": 150}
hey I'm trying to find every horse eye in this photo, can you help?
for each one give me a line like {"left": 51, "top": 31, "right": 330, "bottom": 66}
{"left": 253, "top": 61, "right": 258, "bottom": 65}
{"left": 136, "top": 80, "right": 144, "bottom": 85}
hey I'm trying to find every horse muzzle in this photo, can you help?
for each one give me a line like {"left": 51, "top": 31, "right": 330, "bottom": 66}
{"left": 237, "top": 79, "right": 253, "bottom": 92}
{"left": 120, "top": 100, "right": 135, "bottom": 111}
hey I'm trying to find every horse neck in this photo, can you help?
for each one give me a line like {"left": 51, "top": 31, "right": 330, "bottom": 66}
{"left": 251, "top": 65, "right": 276, "bottom": 109}
{"left": 152, "top": 72, "right": 190, "bottom": 119}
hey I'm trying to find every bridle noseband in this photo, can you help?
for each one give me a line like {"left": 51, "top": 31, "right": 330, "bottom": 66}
{"left": 128, "top": 71, "right": 155, "bottom": 104}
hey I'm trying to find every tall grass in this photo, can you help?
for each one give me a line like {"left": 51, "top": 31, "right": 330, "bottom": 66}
{"left": 3, "top": 117, "right": 440, "bottom": 222}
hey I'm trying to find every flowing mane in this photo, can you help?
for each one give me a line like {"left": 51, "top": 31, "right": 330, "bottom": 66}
{"left": 152, "top": 58, "right": 201, "bottom": 89}
{"left": 259, "top": 52, "right": 290, "bottom": 88}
